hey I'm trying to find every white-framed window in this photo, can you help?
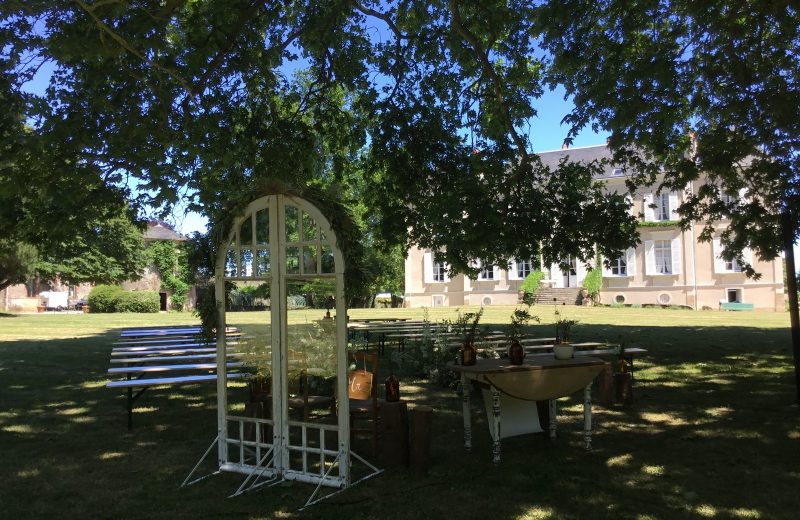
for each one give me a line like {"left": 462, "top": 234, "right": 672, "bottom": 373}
{"left": 654, "top": 240, "right": 672, "bottom": 274}
{"left": 713, "top": 238, "right": 752, "bottom": 273}
{"left": 645, "top": 237, "right": 681, "bottom": 275}
{"left": 432, "top": 295, "right": 445, "bottom": 307}
{"left": 602, "top": 248, "right": 636, "bottom": 277}
{"left": 508, "top": 258, "right": 536, "bottom": 281}
{"left": 725, "top": 258, "right": 742, "bottom": 272}
{"left": 423, "top": 252, "right": 450, "bottom": 283}
{"left": 433, "top": 260, "right": 447, "bottom": 282}
{"left": 478, "top": 261, "right": 495, "bottom": 280}
{"left": 612, "top": 167, "right": 625, "bottom": 177}
{"left": 657, "top": 193, "right": 671, "bottom": 220}
{"left": 644, "top": 191, "right": 679, "bottom": 222}
{"left": 610, "top": 257, "right": 627, "bottom": 276}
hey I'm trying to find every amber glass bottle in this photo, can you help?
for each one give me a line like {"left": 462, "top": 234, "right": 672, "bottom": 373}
{"left": 508, "top": 340, "right": 524, "bottom": 365}
{"left": 460, "top": 341, "right": 477, "bottom": 366}
{"left": 385, "top": 374, "right": 400, "bottom": 402}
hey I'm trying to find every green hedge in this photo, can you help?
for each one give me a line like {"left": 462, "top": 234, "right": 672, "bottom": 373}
{"left": 87, "top": 285, "right": 159, "bottom": 313}
{"left": 87, "top": 285, "right": 124, "bottom": 313}
{"left": 116, "top": 291, "right": 160, "bottom": 313}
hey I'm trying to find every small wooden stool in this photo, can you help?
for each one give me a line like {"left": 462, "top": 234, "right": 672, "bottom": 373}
{"left": 380, "top": 401, "right": 409, "bottom": 467}
{"left": 410, "top": 406, "right": 433, "bottom": 474}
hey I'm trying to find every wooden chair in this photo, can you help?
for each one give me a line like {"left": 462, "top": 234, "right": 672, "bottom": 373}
{"left": 248, "top": 372, "right": 335, "bottom": 422}
{"left": 348, "top": 350, "right": 380, "bottom": 456}
{"left": 287, "top": 370, "right": 336, "bottom": 422}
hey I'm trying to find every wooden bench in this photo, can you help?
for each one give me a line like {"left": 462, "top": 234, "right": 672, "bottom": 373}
{"left": 720, "top": 302, "right": 754, "bottom": 311}
{"left": 107, "top": 326, "right": 248, "bottom": 429}
{"left": 108, "top": 372, "right": 247, "bottom": 430}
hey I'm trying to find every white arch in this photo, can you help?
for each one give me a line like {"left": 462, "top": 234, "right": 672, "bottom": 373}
{"left": 211, "top": 194, "right": 352, "bottom": 492}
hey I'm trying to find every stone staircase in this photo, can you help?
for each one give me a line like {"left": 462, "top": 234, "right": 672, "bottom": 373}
{"left": 530, "top": 287, "right": 583, "bottom": 306}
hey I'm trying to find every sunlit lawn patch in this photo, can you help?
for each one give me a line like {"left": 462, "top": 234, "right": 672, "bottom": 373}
{"left": 0, "top": 307, "right": 798, "bottom": 518}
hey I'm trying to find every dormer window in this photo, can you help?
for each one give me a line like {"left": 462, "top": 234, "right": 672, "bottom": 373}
{"left": 612, "top": 167, "right": 624, "bottom": 177}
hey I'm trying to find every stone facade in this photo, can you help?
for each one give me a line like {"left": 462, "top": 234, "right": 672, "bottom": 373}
{"left": 404, "top": 145, "right": 786, "bottom": 311}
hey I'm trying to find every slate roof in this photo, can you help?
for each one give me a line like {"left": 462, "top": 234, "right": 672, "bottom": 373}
{"left": 144, "top": 221, "right": 186, "bottom": 241}
{"left": 535, "top": 144, "right": 623, "bottom": 179}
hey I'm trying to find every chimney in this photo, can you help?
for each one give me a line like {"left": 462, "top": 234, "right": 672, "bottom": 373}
{"left": 561, "top": 143, "right": 569, "bottom": 150}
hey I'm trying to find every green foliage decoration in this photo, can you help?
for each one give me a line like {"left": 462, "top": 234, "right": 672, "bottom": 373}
{"left": 637, "top": 221, "right": 680, "bottom": 228}
{"left": 193, "top": 182, "right": 367, "bottom": 337}
{"left": 519, "top": 270, "right": 545, "bottom": 305}
{"left": 148, "top": 240, "right": 190, "bottom": 311}
{"left": 582, "top": 264, "right": 603, "bottom": 303}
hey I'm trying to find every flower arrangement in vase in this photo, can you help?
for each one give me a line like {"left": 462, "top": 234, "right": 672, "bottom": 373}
{"left": 456, "top": 307, "right": 484, "bottom": 365}
{"left": 553, "top": 309, "right": 579, "bottom": 359}
{"left": 506, "top": 307, "right": 538, "bottom": 365}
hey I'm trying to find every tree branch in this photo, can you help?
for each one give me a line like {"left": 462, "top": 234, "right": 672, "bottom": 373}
{"left": 74, "top": 0, "right": 195, "bottom": 96}
{"left": 353, "top": 3, "right": 406, "bottom": 42}
{"left": 448, "top": 0, "right": 529, "bottom": 162}
{"left": 353, "top": 2, "right": 408, "bottom": 107}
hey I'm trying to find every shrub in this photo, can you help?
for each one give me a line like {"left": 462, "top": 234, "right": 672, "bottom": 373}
{"left": 87, "top": 285, "right": 124, "bottom": 313}
{"left": 115, "top": 291, "right": 160, "bottom": 313}
{"left": 582, "top": 268, "right": 603, "bottom": 302}
{"left": 520, "top": 270, "right": 545, "bottom": 304}
{"left": 87, "top": 286, "right": 159, "bottom": 313}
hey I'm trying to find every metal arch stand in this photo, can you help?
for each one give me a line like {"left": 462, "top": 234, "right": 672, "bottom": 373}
{"left": 181, "top": 435, "right": 279, "bottom": 496}
{"left": 299, "top": 449, "right": 383, "bottom": 511}
{"left": 181, "top": 435, "right": 221, "bottom": 488}
{"left": 229, "top": 446, "right": 278, "bottom": 498}
{"left": 181, "top": 437, "right": 383, "bottom": 510}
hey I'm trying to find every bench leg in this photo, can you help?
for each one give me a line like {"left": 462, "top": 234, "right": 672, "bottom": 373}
{"left": 126, "top": 384, "right": 148, "bottom": 430}
{"left": 583, "top": 383, "right": 593, "bottom": 450}
{"left": 128, "top": 386, "right": 133, "bottom": 430}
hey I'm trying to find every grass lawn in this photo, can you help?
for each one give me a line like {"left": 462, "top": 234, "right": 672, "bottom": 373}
{"left": 1, "top": 306, "right": 799, "bottom": 519}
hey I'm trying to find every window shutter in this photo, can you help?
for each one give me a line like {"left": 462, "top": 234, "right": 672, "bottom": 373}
{"left": 712, "top": 238, "right": 726, "bottom": 273}
{"left": 550, "top": 262, "right": 562, "bottom": 288}
{"left": 507, "top": 260, "right": 519, "bottom": 281}
{"left": 645, "top": 241, "right": 656, "bottom": 275}
{"left": 625, "top": 193, "right": 635, "bottom": 216}
{"left": 643, "top": 193, "right": 655, "bottom": 221}
{"left": 669, "top": 192, "right": 680, "bottom": 220}
{"left": 575, "top": 261, "right": 586, "bottom": 284}
{"left": 601, "top": 254, "right": 612, "bottom": 277}
{"left": 626, "top": 248, "right": 637, "bottom": 276}
{"left": 671, "top": 237, "right": 682, "bottom": 275}
{"left": 492, "top": 264, "right": 500, "bottom": 280}
{"left": 473, "top": 259, "right": 483, "bottom": 280}
{"left": 742, "top": 248, "right": 753, "bottom": 266}
{"left": 423, "top": 252, "right": 433, "bottom": 283}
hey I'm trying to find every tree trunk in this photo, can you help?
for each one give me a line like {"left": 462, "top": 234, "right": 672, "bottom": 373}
{"left": 781, "top": 211, "right": 800, "bottom": 405}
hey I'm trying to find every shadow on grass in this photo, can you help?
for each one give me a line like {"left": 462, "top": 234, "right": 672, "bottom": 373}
{"left": 0, "top": 323, "right": 799, "bottom": 519}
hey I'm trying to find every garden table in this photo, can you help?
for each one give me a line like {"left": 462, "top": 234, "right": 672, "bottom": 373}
{"left": 447, "top": 356, "right": 605, "bottom": 464}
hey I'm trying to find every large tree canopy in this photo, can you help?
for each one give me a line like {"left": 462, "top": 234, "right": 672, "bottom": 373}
{"left": 1, "top": 1, "right": 639, "bottom": 275}
{"left": 537, "top": 0, "right": 800, "bottom": 275}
